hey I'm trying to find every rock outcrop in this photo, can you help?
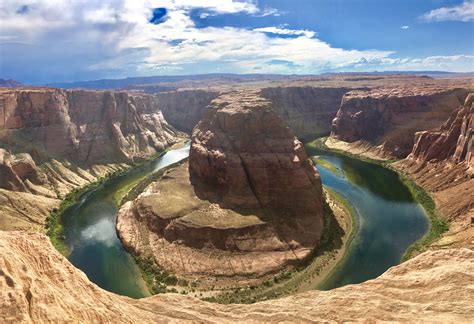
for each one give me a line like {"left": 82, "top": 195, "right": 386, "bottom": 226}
{"left": 331, "top": 87, "right": 469, "bottom": 158}
{"left": 0, "top": 88, "right": 178, "bottom": 166}
{"left": 1, "top": 231, "right": 473, "bottom": 323}
{"left": 396, "top": 93, "right": 473, "bottom": 249}
{"left": 409, "top": 93, "right": 473, "bottom": 171}
{"left": 0, "top": 149, "right": 40, "bottom": 191}
{"left": 117, "top": 90, "right": 324, "bottom": 286}
{"left": 189, "top": 90, "right": 323, "bottom": 216}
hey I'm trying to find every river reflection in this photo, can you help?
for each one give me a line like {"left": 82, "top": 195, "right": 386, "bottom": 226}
{"left": 313, "top": 150, "right": 428, "bottom": 290}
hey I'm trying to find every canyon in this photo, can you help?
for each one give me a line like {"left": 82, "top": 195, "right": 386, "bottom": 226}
{"left": 0, "top": 74, "right": 473, "bottom": 321}
{"left": 0, "top": 88, "right": 180, "bottom": 231}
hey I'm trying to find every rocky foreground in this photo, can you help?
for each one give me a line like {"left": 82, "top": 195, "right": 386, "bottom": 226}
{"left": 117, "top": 90, "right": 325, "bottom": 288}
{"left": 1, "top": 231, "right": 473, "bottom": 322}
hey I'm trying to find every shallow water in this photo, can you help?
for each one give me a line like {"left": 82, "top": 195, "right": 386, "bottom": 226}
{"left": 312, "top": 150, "right": 428, "bottom": 290}
{"left": 59, "top": 144, "right": 428, "bottom": 298}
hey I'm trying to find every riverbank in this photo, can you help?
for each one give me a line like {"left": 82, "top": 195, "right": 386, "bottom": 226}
{"left": 46, "top": 139, "right": 189, "bottom": 257}
{"left": 305, "top": 137, "right": 448, "bottom": 261}
{"left": 201, "top": 187, "right": 355, "bottom": 304}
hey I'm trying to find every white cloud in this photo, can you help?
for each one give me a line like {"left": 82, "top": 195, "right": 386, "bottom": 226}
{"left": 254, "top": 27, "right": 316, "bottom": 38}
{"left": 401, "top": 25, "right": 410, "bottom": 29}
{"left": 0, "top": 0, "right": 472, "bottom": 83}
{"left": 421, "top": 1, "right": 474, "bottom": 22}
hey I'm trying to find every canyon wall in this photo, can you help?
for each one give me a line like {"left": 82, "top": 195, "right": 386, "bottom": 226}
{"left": 0, "top": 87, "right": 180, "bottom": 231}
{"left": 331, "top": 87, "right": 469, "bottom": 158}
{"left": 260, "top": 86, "right": 349, "bottom": 139}
{"left": 189, "top": 90, "right": 324, "bottom": 218}
{"left": 0, "top": 88, "right": 178, "bottom": 166}
{"left": 156, "top": 90, "right": 220, "bottom": 133}
{"left": 396, "top": 93, "right": 473, "bottom": 248}
{"left": 155, "top": 86, "right": 349, "bottom": 139}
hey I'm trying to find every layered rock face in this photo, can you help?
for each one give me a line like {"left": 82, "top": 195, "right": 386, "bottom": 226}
{"left": 260, "top": 86, "right": 349, "bottom": 139}
{"left": 331, "top": 87, "right": 469, "bottom": 158}
{"left": 409, "top": 93, "right": 473, "bottom": 172}
{"left": 117, "top": 90, "right": 324, "bottom": 284}
{"left": 397, "top": 94, "right": 473, "bottom": 248}
{"left": 189, "top": 90, "right": 323, "bottom": 216}
{"left": 1, "top": 231, "right": 473, "bottom": 323}
{"left": 157, "top": 90, "right": 220, "bottom": 133}
{"left": 0, "top": 87, "right": 179, "bottom": 231}
{"left": 0, "top": 88, "right": 177, "bottom": 166}
{"left": 0, "top": 149, "right": 40, "bottom": 191}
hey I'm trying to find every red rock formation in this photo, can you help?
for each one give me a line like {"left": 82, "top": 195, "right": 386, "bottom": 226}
{"left": 331, "top": 87, "right": 468, "bottom": 158}
{"left": 117, "top": 90, "right": 325, "bottom": 283}
{"left": 260, "top": 86, "right": 350, "bottom": 139}
{"left": 0, "top": 149, "right": 40, "bottom": 191}
{"left": 396, "top": 94, "right": 473, "bottom": 248}
{"left": 0, "top": 88, "right": 178, "bottom": 166}
{"left": 409, "top": 93, "right": 473, "bottom": 172}
{"left": 157, "top": 90, "right": 220, "bottom": 133}
{"left": 189, "top": 90, "right": 323, "bottom": 216}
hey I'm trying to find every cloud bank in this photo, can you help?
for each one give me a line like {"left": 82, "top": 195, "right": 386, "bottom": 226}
{"left": 421, "top": 1, "right": 474, "bottom": 22}
{"left": 0, "top": 0, "right": 472, "bottom": 83}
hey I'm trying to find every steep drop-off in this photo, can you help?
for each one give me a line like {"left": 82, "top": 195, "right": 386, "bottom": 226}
{"left": 397, "top": 93, "right": 473, "bottom": 248}
{"left": 1, "top": 231, "right": 473, "bottom": 322}
{"left": 260, "top": 86, "right": 349, "bottom": 139}
{"left": 331, "top": 87, "right": 469, "bottom": 158}
{"left": 117, "top": 90, "right": 324, "bottom": 287}
{"left": 157, "top": 90, "right": 220, "bottom": 133}
{"left": 0, "top": 88, "right": 178, "bottom": 166}
{"left": 0, "top": 87, "right": 180, "bottom": 231}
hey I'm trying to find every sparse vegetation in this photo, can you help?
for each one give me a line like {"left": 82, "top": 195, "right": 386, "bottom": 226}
{"left": 202, "top": 188, "right": 355, "bottom": 304}
{"left": 400, "top": 175, "right": 448, "bottom": 261}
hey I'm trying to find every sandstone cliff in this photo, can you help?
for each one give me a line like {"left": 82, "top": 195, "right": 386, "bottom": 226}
{"left": 0, "top": 88, "right": 178, "bottom": 166}
{"left": 0, "top": 87, "right": 180, "bottom": 232}
{"left": 396, "top": 93, "right": 473, "bottom": 248}
{"left": 189, "top": 90, "right": 323, "bottom": 216}
{"left": 117, "top": 90, "right": 324, "bottom": 286}
{"left": 331, "top": 87, "right": 469, "bottom": 158}
{"left": 260, "top": 86, "right": 349, "bottom": 139}
{"left": 1, "top": 231, "right": 473, "bottom": 322}
{"left": 157, "top": 90, "right": 220, "bottom": 133}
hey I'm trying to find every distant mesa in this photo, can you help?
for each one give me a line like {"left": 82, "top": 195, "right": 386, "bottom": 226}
{"left": 0, "top": 79, "right": 23, "bottom": 88}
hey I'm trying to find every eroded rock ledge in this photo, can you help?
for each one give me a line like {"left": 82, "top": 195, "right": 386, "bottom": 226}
{"left": 0, "top": 87, "right": 181, "bottom": 232}
{"left": 1, "top": 231, "right": 473, "bottom": 323}
{"left": 117, "top": 90, "right": 324, "bottom": 287}
{"left": 396, "top": 93, "right": 473, "bottom": 248}
{"left": 331, "top": 87, "right": 469, "bottom": 158}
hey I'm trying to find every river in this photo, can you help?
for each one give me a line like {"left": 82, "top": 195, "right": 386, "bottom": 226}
{"left": 59, "top": 144, "right": 428, "bottom": 298}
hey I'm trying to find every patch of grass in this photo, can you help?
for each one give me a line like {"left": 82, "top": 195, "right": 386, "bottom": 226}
{"left": 135, "top": 257, "right": 175, "bottom": 294}
{"left": 311, "top": 157, "right": 343, "bottom": 177}
{"left": 399, "top": 174, "right": 448, "bottom": 261}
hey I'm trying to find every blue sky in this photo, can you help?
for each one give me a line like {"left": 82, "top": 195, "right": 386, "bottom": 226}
{"left": 0, "top": 0, "right": 473, "bottom": 84}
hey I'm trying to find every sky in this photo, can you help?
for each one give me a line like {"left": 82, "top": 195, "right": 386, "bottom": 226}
{"left": 0, "top": 0, "right": 473, "bottom": 84}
